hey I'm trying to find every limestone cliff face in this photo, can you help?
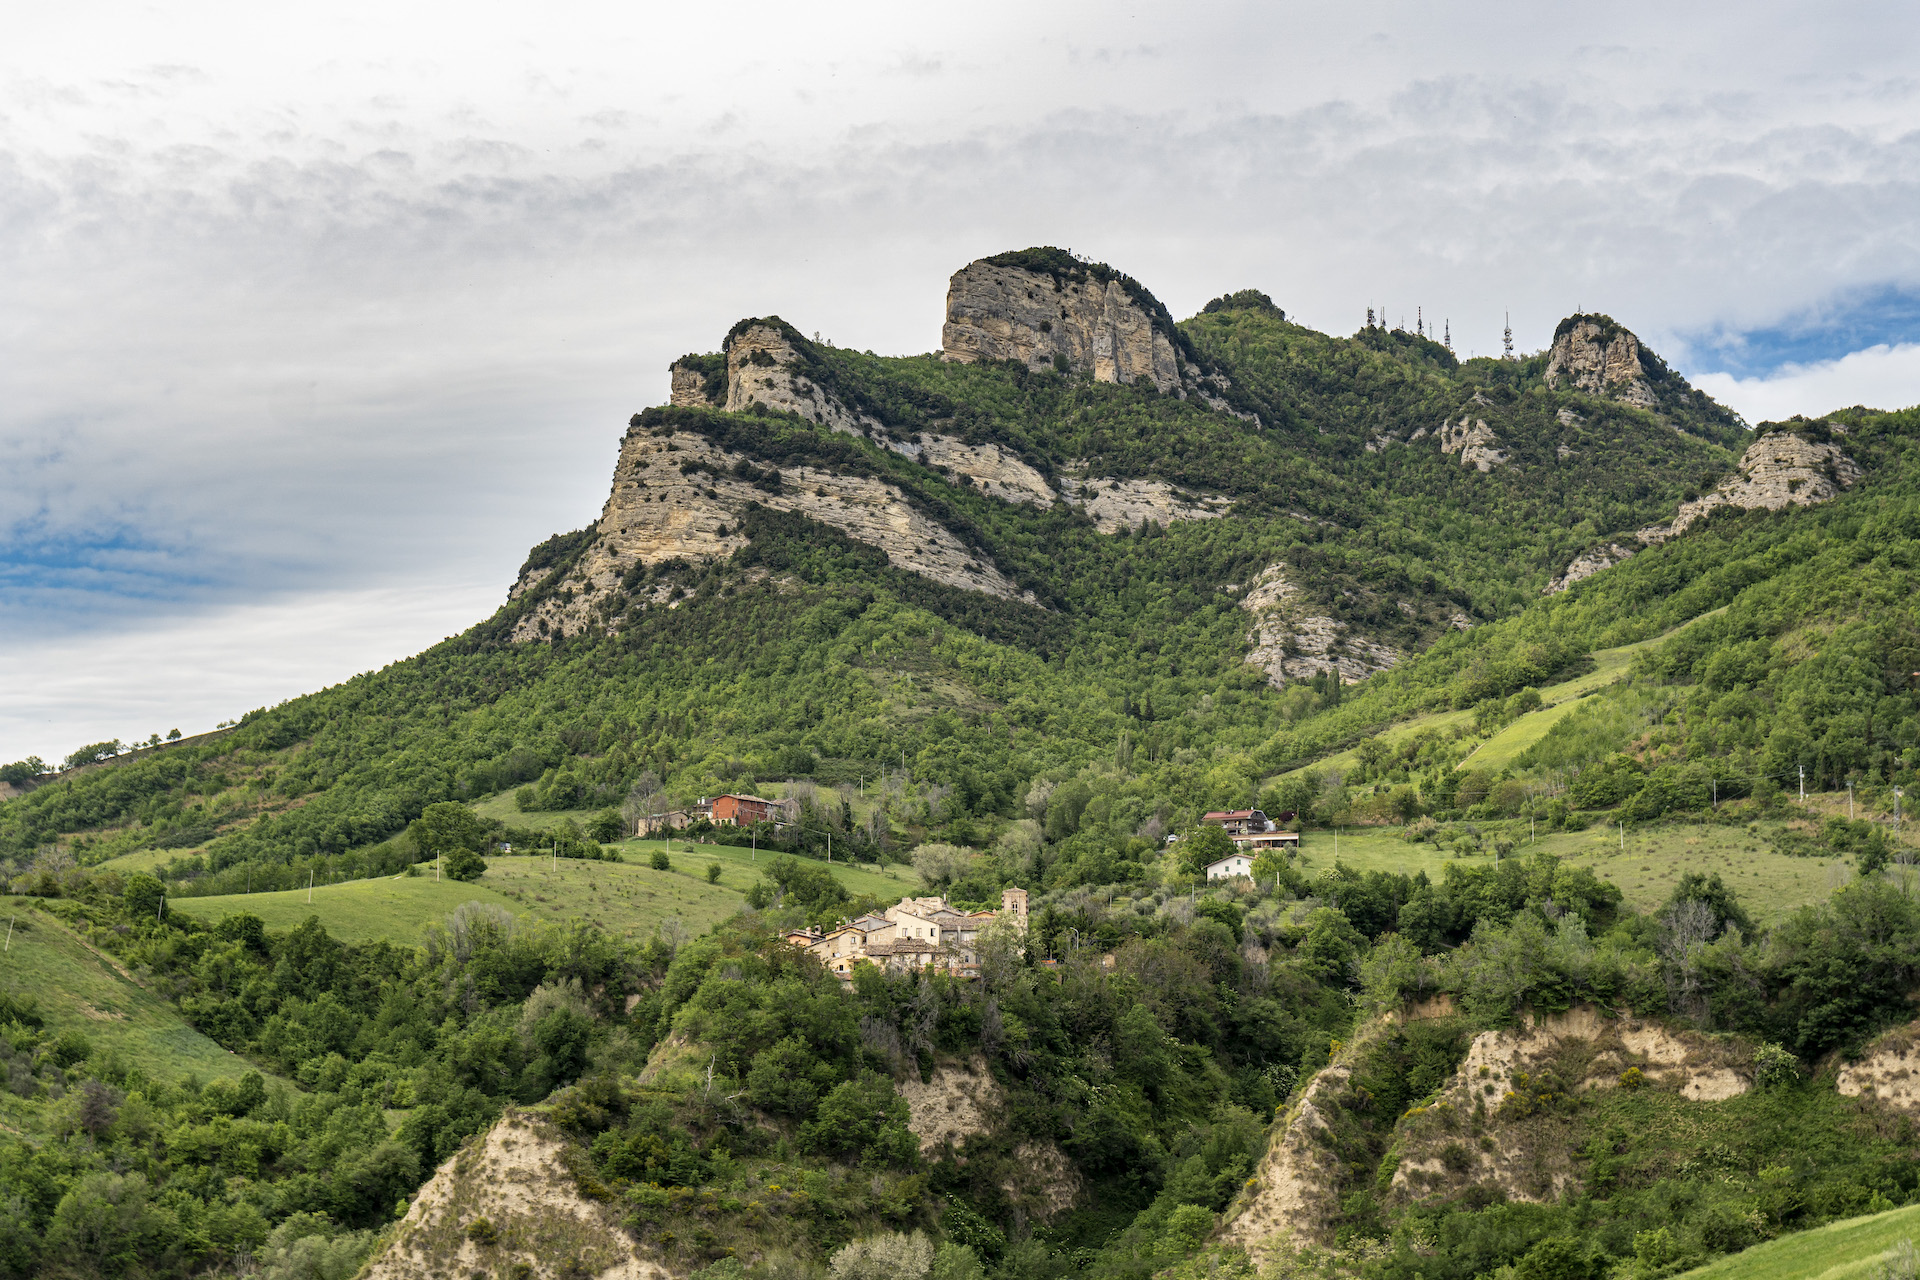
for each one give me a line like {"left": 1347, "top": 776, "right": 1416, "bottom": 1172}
{"left": 941, "top": 259, "right": 1184, "bottom": 393}
{"left": 722, "top": 323, "right": 880, "bottom": 434}
{"left": 668, "top": 358, "right": 724, "bottom": 409}
{"left": 1647, "top": 428, "right": 1862, "bottom": 540}
{"left": 1546, "top": 425, "right": 1862, "bottom": 593}
{"left": 509, "top": 426, "right": 1031, "bottom": 643}
{"left": 1058, "top": 470, "right": 1229, "bottom": 534}
{"left": 903, "top": 435, "right": 1056, "bottom": 508}
{"left": 1241, "top": 564, "right": 1400, "bottom": 686}
{"left": 674, "top": 323, "right": 1058, "bottom": 509}
{"left": 1544, "top": 316, "right": 1658, "bottom": 410}
{"left": 1434, "top": 415, "right": 1508, "bottom": 472}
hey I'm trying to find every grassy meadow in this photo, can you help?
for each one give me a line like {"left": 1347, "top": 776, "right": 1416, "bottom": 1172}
{"left": 169, "top": 836, "right": 917, "bottom": 948}
{"left": 0, "top": 907, "right": 268, "bottom": 1127}
{"left": 1292, "top": 816, "right": 1851, "bottom": 922}
{"left": 1677, "top": 1204, "right": 1920, "bottom": 1279}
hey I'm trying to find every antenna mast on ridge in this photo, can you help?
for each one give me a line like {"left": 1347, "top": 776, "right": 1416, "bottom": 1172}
{"left": 1502, "top": 312, "right": 1514, "bottom": 360}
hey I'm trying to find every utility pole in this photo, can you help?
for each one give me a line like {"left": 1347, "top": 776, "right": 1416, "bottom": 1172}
{"left": 1849, "top": 781, "right": 1855, "bottom": 820}
{"left": 1897, "top": 787, "right": 1904, "bottom": 831}
{"left": 1620, "top": 821, "right": 1625, "bottom": 852}
{"left": 308, "top": 870, "right": 314, "bottom": 903}
{"left": 1799, "top": 766, "right": 1805, "bottom": 805}
{"left": 5, "top": 917, "right": 12, "bottom": 953}
{"left": 1712, "top": 778, "right": 1717, "bottom": 812}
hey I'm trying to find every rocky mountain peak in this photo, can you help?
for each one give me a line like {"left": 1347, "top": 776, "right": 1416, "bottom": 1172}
{"left": 940, "top": 247, "right": 1188, "bottom": 394}
{"left": 1544, "top": 313, "right": 1659, "bottom": 410}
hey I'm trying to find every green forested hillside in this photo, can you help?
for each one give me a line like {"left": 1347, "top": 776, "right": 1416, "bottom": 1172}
{"left": 3, "top": 253, "right": 1920, "bottom": 1280}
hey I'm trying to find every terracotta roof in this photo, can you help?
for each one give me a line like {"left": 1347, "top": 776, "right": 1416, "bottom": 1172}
{"left": 866, "top": 940, "right": 943, "bottom": 956}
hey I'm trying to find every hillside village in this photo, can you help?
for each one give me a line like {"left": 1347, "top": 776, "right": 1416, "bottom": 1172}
{"left": 789, "top": 887, "right": 1029, "bottom": 981}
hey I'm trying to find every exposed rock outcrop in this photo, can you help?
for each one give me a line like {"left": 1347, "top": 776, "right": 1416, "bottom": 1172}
{"left": 364, "top": 1110, "right": 667, "bottom": 1280}
{"left": 1640, "top": 427, "right": 1862, "bottom": 542}
{"left": 1545, "top": 426, "right": 1862, "bottom": 593}
{"left": 1059, "top": 471, "right": 1229, "bottom": 533}
{"left": 1241, "top": 564, "right": 1400, "bottom": 686}
{"left": 943, "top": 257, "right": 1183, "bottom": 392}
{"left": 1545, "top": 542, "right": 1635, "bottom": 594}
{"left": 1544, "top": 316, "right": 1659, "bottom": 410}
{"left": 509, "top": 427, "right": 1029, "bottom": 642}
{"left": 669, "top": 357, "right": 724, "bottom": 409}
{"left": 673, "top": 323, "right": 1057, "bottom": 510}
{"left": 1435, "top": 415, "right": 1508, "bottom": 472}
{"left": 722, "top": 323, "right": 880, "bottom": 435}
{"left": 902, "top": 436, "right": 1056, "bottom": 508}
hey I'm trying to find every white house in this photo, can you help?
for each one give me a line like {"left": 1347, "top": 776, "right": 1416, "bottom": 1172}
{"left": 1205, "top": 853, "right": 1256, "bottom": 881}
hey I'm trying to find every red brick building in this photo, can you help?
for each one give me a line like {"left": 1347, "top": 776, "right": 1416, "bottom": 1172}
{"left": 709, "top": 793, "right": 777, "bottom": 826}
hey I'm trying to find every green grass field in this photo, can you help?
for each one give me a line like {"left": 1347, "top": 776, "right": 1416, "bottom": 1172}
{"left": 0, "top": 907, "right": 268, "bottom": 1118}
{"left": 92, "top": 846, "right": 186, "bottom": 874}
{"left": 479, "top": 854, "right": 744, "bottom": 940}
{"left": 1277, "top": 610, "right": 1729, "bottom": 784}
{"left": 469, "top": 792, "right": 601, "bottom": 831}
{"left": 167, "top": 876, "right": 528, "bottom": 945}
{"left": 168, "top": 838, "right": 917, "bottom": 948}
{"left": 613, "top": 835, "right": 917, "bottom": 901}
{"left": 1678, "top": 1204, "right": 1920, "bottom": 1279}
{"left": 1292, "top": 819, "right": 1847, "bottom": 922}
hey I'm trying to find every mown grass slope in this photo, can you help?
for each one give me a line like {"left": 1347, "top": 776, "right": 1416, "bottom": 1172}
{"left": 1679, "top": 1204, "right": 1920, "bottom": 1279}
{"left": 167, "top": 875, "right": 528, "bottom": 945}
{"left": 168, "top": 844, "right": 910, "bottom": 947}
{"left": 0, "top": 907, "right": 263, "bottom": 1104}
{"left": 1293, "top": 816, "right": 1850, "bottom": 921}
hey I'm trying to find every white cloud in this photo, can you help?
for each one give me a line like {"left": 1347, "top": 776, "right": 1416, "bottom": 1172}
{"left": 1692, "top": 343, "right": 1920, "bottom": 424}
{"left": 5, "top": 0, "right": 1920, "bottom": 758}
{"left": 0, "top": 581, "right": 500, "bottom": 765}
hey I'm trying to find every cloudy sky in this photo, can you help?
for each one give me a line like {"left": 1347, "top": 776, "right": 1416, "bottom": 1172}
{"left": 4, "top": 0, "right": 1919, "bottom": 764}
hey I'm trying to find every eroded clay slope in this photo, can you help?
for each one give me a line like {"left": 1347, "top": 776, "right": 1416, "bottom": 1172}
{"left": 1389, "top": 1007, "right": 1751, "bottom": 1208}
{"left": 364, "top": 1110, "right": 667, "bottom": 1280}
{"left": 1219, "top": 1053, "right": 1355, "bottom": 1261}
{"left": 899, "top": 1056, "right": 1082, "bottom": 1221}
{"left": 1839, "top": 1023, "right": 1920, "bottom": 1110}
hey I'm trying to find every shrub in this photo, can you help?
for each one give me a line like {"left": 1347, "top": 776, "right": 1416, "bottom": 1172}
{"left": 651, "top": 850, "right": 671, "bottom": 871}
{"left": 1753, "top": 1041, "right": 1799, "bottom": 1088}
{"left": 443, "top": 847, "right": 487, "bottom": 882}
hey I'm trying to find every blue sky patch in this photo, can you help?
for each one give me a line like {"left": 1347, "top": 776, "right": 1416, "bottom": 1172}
{"left": 1683, "top": 285, "right": 1920, "bottom": 380}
